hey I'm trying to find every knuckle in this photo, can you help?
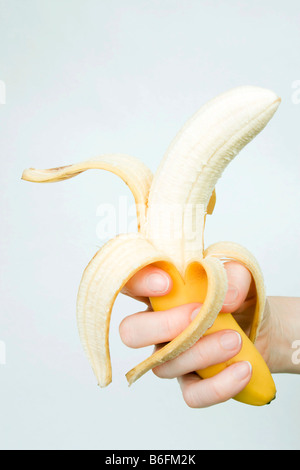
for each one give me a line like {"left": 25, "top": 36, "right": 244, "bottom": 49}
{"left": 161, "top": 305, "right": 191, "bottom": 341}
{"left": 161, "top": 313, "right": 174, "bottom": 339}
{"left": 192, "top": 340, "right": 210, "bottom": 368}
{"left": 209, "top": 379, "right": 227, "bottom": 404}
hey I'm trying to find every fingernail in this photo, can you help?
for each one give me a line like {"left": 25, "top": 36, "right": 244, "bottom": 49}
{"left": 146, "top": 273, "right": 170, "bottom": 293}
{"left": 190, "top": 306, "right": 201, "bottom": 321}
{"left": 223, "top": 284, "right": 239, "bottom": 306}
{"left": 232, "top": 361, "right": 252, "bottom": 381}
{"left": 220, "top": 331, "right": 241, "bottom": 350}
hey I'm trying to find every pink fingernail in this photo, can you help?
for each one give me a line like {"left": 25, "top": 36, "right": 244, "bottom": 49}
{"left": 223, "top": 284, "right": 239, "bottom": 306}
{"left": 146, "top": 273, "right": 169, "bottom": 293}
{"left": 220, "top": 331, "right": 241, "bottom": 350}
{"left": 232, "top": 361, "right": 252, "bottom": 381}
{"left": 190, "top": 306, "right": 201, "bottom": 321}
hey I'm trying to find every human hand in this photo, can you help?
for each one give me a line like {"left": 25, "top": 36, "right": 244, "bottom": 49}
{"left": 119, "top": 261, "right": 275, "bottom": 408}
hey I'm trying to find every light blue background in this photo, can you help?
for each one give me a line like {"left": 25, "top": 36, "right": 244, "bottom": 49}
{"left": 0, "top": 0, "right": 299, "bottom": 450}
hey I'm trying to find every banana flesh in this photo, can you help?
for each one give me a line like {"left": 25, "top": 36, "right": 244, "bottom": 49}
{"left": 22, "top": 86, "right": 280, "bottom": 405}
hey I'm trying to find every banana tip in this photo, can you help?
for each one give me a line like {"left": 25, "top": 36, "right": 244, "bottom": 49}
{"left": 266, "top": 393, "right": 277, "bottom": 405}
{"left": 21, "top": 168, "right": 35, "bottom": 181}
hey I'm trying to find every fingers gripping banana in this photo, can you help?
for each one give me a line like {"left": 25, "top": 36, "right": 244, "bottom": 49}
{"left": 22, "top": 86, "right": 280, "bottom": 406}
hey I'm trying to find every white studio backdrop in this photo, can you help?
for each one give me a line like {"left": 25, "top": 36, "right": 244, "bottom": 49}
{"left": 0, "top": 0, "right": 299, "bottom": 450}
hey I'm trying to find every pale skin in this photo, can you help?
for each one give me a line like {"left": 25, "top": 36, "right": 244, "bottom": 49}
{"left": 120, "top": 262, "right": 300, "bottom": 408}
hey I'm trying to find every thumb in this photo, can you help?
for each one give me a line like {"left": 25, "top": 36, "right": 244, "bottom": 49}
{"left": 221, "top": 261, "right": 252, "bottom": 313}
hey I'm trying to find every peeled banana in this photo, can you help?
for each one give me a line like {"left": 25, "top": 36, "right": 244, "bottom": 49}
{"left": 22, "top": 86, "right": 280, "bottom": 406}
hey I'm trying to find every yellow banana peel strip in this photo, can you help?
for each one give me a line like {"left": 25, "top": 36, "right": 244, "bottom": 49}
{"left": 22, "top": 154, "right": 153, "bottom": 229}
{"left": 204, "top": 241, "right": 266, "bottom": 343}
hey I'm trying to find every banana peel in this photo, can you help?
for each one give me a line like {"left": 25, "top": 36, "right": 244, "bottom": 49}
{"left": 22, "top": 86, "right": 280, "bottom": 406}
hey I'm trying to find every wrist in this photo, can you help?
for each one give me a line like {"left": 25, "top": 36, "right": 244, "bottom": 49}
{"left": 266, "top": 296, "right": 300, "bottom": 374}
